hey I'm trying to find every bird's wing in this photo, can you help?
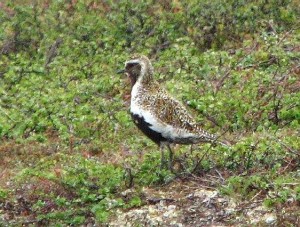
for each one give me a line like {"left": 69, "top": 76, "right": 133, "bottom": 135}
{"left": 152, "top": 91, "right": 197, "bottom": 131}
{"left": 146, "top": 87, "right": 217, "bottom": 142}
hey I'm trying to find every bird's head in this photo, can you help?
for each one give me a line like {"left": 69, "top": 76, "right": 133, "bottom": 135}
{"left": 119, "top": 55, "right": 154, "bottom": 86}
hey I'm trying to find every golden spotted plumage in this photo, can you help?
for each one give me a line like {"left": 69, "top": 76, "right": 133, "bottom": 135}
{"left": 134, "top": 79, "right": 217, "bottom": 143}
{"left": 122, "top": 55, "right": 228, "bottom": 170}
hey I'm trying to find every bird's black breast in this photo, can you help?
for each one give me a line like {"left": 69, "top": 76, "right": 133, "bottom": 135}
{"left": 131, "top": 113, "right": 168, "bottom": 145}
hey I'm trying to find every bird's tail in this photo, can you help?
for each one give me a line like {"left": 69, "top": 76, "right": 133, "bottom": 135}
{"left": 208, "top": 134, "right": 231, "bottom": 147}
{"left": 198, "top": 130, "right": 231, "bottom": 147}
{"left": 217, "top": 140, "right": 231, "bottom": 147}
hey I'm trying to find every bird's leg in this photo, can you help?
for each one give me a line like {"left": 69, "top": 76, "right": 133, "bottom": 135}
{"left": 190, "top": 144, "right": 194, "bottom": 154}
{"left": 159, "top": 143, "right": 166, "bottom": 169}
{"left": 167, "top": 144, "right": 174, "bottom": 172}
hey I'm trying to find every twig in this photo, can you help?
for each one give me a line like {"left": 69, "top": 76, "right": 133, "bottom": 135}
{"left": 192, "top": 128, "right": 231, "bottom": 173}
{"left": 184, "top": 183, "right": 216, "bottom": 190}
{"left": 191, "top": 144, "right": 214, "bottom": 173}
{"left": 276, "top": 26, "right": 300, "bottom": 47}
{"left": 214, "top": 42, "right": 259, "bottom": 93}
{"left": 147, "top": 197, "right": 175, "bottom": 204}
{"left": 215, "top": 169, "right": 225, "bottom": 182}
{"left": 270, "top": 136, "right": 300, "bottom": 157}
{"left": 0, "top": 107, "right": 16, "bottom": 122}
{"left": 44, "top": 37, "right": 63, "bottom": 69}
{"left": 279, "top": 182, "right": 300, "bottom": 186}
{"left": 249, "top": 190, "right": 263, "bottom": 202}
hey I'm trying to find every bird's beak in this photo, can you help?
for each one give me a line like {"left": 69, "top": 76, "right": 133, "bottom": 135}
{"left": 117, "top": 69, "right": 125, "bottom": 74}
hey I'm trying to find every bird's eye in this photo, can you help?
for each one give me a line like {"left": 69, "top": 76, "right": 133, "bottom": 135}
{"left": 126, "top": 62, "right": 140, "bottom": 71}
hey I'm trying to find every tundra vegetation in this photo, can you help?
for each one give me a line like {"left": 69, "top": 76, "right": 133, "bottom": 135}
{"left": 0, "top": 0, "right": 299, "bottom": 225}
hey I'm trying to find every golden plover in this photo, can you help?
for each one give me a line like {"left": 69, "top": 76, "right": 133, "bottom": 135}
{"left": 120, "top": 55, "right": 227, "bottom": 169}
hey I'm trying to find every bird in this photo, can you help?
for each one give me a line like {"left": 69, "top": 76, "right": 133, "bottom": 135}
{"left": 119, "top": 54, "right": 228, "bottom": 170}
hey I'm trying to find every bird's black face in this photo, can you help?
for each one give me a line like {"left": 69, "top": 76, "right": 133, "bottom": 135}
{"left": 119, "top": 55, "right": 152, "bottom": 86}
{"left": 125, "top": 61, "right": 142, "bottom": 86}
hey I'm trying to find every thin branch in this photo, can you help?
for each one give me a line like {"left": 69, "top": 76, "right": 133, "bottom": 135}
{"left": 192, "top": 129, "right": 230, "bottom": 173}
{"left": 270, "top": 136, "right": 300, "bottom": 157}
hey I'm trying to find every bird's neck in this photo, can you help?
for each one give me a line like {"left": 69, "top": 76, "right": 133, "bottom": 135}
{"left": 139, "top": 68, "right": 154, "bottom": 84}
{"left": 130, "top": 72, "right": 152, "bottom": 89}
